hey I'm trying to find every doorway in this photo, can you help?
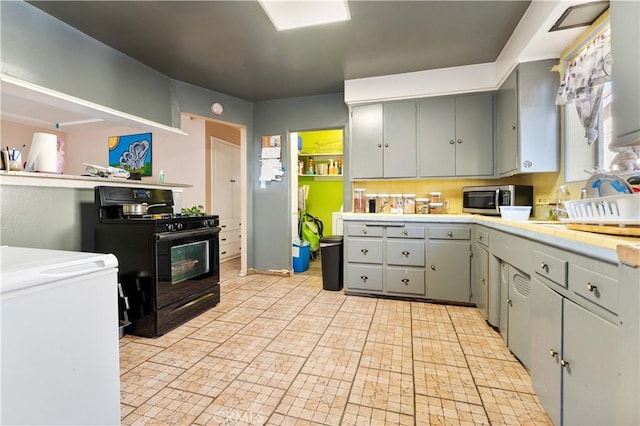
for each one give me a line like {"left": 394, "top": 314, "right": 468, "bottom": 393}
{"left": 290, "top": 128, "right": 344, "bottom": 274}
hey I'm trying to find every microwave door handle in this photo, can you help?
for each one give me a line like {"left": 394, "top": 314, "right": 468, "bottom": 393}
{"left": 495, "top": 190, "right": 500, "bottom": 214}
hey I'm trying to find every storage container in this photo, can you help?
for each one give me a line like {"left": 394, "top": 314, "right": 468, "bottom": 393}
{"left": 430, "top": 192, "right": 442, "bottom": 203}
{"left": 390, "top": 194, "right": 403, "bottom": 213}
{"left": 353, "top": 188, "right": 366, "bottom": 213}
{"left": 499, "top": 206, "right": 532, "bottom": 221}
{"left": 378, "top": 194, "right": 390, "bottom": 213}
{"left": 429, "top": 202, "right": 443, "bottom": 214}
{"left": 416, "top": 198, "right": 429, "bottom": 214}
{"left": 403, "top": 194, "right": 416, "bottom": 214}
{"left": 366, "top": 194, "right": 377, "bottom": 213}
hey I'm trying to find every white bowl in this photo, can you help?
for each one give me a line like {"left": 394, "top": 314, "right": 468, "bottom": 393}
{"left": 499, "top": 206, "right": 532, "bottom": 221}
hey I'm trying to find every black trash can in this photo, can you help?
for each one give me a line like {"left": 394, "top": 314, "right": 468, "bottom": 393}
{"left": 320, "top": 235, "right": 343, "bottom": 291}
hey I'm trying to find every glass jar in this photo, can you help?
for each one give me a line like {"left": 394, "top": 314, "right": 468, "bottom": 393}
{"left": 378, "top": 194, "right": 390, "bottom": 213}
{"left": 556, "top": 185, "right": 571, "bottom": 219}
{"left": 390, "top": 194, "right": 403, "bottom": 214}
{"left": 429, "top": 202, "right": 443, "bottom": 214}
{"left": 403, "top": 194, "right": 416, "bottom": 214}
{"left": 415, "top": 198, "right": 429, "bottom": 214}
{"left": 353, "top": 188, "right": 366, "bottom": 213}
{"left": 430, "top": 192, "right": 442, "bottom": 203}
{"left": 366, "top": 194, "right": 378, "bottom": 213}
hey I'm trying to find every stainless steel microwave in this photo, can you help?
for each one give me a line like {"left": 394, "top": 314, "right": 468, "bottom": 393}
{"left": 462, "top": 185, "right": 533, "bottom": 215}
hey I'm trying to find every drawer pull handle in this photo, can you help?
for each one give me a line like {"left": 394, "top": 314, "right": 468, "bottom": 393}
{"left": 402, "top": 251, "right": 410, "bottom": 256}
{"left": 560, "top": 359, "right": 569, "bottom": 368}
{"left": 549, "top": 349, "right": 558, "bottom": 358}
{"left": 447, "top": 231, "right": 453, "bottom": 237}
{"left": 430, "top": 265, "right": 435, "bottom": 270}
{"left": 221, "top": 238, "right": 227, "bottom": 241}
{"left": 361, "top": 249, "right": 369, "bottom": 254}
{"left": 540, "top": 262, "right": 549, "bottom": 272}
{"left": 586, "top": 282, "right": 597, "bottom": 292}
{"left": 360, "top": 276, "right": 368, "bottom": 281}
{"left": 401, "top": 278, "right": 410, "bottom": 284}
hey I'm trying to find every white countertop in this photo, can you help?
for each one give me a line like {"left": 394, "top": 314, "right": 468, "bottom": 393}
{"left": 0, "top": 170, "right": 192, "bottom": 190}
{"left": 341, "top": 212, "right": 639, "bottom": 264}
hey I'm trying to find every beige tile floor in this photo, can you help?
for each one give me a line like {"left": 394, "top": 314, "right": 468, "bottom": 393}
{"left": 119, "top": 257, "right": 552, "bottom": 425}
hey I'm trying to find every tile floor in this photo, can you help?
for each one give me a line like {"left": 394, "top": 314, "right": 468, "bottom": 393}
{"left": 119, "top": 258, "right": 552, "bottom": 425}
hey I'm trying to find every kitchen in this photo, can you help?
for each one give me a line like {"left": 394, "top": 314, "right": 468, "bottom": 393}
{"left": 1, "top": 0, "right": 639, "bottom": 425}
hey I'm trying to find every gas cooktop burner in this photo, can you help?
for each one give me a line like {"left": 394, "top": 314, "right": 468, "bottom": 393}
{"left": 123, "top": 213, "right": 214, "bottom": 220}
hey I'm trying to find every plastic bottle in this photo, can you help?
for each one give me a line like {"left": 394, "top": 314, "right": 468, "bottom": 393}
{"left": 158, "top": 170, "right": 165, "bottom": 183}
{"left": 307, "top": 157, "right": 314, "bottom": 174}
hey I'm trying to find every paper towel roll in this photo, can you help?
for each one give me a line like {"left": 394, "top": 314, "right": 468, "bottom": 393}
{"left": 26, "top": 133, "right": 58, "bottom": 173}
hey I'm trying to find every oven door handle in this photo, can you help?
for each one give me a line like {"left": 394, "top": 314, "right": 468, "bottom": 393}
{"left": 156, "top": 227, "right": 220, "bottom": 241}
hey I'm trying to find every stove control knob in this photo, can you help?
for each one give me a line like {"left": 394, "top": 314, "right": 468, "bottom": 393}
{"left": 205, "top": 220, "right": 215, "bottom": 227}
{"left": 177, "top": 223, "right": 184, "bottom": 230}
{"left": 167, "top": 223, "right": 175, "bottom": 232}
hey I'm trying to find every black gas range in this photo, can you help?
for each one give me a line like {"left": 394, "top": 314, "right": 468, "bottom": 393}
{"left": 94, "top": 186, "right": 220, "bottom": 337}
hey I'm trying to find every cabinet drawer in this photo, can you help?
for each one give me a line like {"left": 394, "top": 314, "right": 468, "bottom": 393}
{"left": 533, "top": 251, "right": 567, "bottom": 288}
{"left": 345, "top": 223, "right": 384, "bottom": 237}
{"left": 476, "top": 230, "right": 489, "bottom": 247}
{"left": 386, "top": 240, "right": 425, "bottom": 266}
{"left": 387, "top": 226, "right": 425, "bottom": 239}
{"left": 570, "top": 264, "right": 618, "bottom": 314}
{"left": 346, "top": 264, "right": 383, "bottom": 292}
{"left": 387, "top": 267, "right": 425, "bottom": 295}
{"left": 429, "top": 227, "right": 471, "bottom": 240}
{"left": 346, "top": 238, "right": 383, "bottom": 264}
{"left": 219, "top": 229, "right": 241, "bottom": 246}
{"left": 220, "top": 242, "right": 241, "bottom": 260}
{"left": 219, "top": 217, "right": 241, "bottom": 231}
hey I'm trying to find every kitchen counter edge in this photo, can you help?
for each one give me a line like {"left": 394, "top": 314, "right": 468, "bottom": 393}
{"left": 0, "top": 171, "right": 192, "bottom": 190}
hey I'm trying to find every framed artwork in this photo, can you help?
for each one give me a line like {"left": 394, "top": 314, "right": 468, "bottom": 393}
{"left": 108, "top": 132, "right": 152, "bottom": 176}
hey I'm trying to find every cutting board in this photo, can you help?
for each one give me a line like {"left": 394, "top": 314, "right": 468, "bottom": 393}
{"left": 566, "top": 223, "right": 640, "bottom": 237}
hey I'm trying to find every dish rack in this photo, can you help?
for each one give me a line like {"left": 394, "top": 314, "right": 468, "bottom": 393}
{"left": 559, "top": 193, "right": 640, "bottom": 225}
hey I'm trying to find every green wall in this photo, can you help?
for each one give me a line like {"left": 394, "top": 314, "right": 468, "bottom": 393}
{"left": 299, "top": 176, "right": 343, "bottom": 235}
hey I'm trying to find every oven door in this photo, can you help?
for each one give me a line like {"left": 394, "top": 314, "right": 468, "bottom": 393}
{"left": 155, "top": 227, "right": 220, "bottom": 308}
{"left": 463, "top": 189, "right": 501, "bottom": 215}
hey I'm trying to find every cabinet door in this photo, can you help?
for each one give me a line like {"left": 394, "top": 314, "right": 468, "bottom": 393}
{"left": 346, "top": 264, "right": 383, "bottom": 292}
{"left": 530, "top": 278, "right": 562, "bottom": 426}
{"left": 497, "top": 70, "right": 518, "bottom": 176}
{"left": 212, "top": 140, "right": 240, "bottom": 219}
{"left": 455, "top": 93, "right": 494, "bottom": 176}
{"left": 418, "top": 97, "right": 455, "bottom": 177}
{"left": 428, "top": 240, "right": 471, "bottom": 303}
{"left": 351, "top": 104, "right": 383, "bottom": 178}
{"left": 563, "top": 299, "right": 618, "bottom": 426}
{"left": 474, "top": 244, "right": 488, "bottom": 318}
{"left": 383, "top": 101, "right": 417, "bottom": 178}
{"left": 507, "top": 266, "right": 531, "bottom": 368}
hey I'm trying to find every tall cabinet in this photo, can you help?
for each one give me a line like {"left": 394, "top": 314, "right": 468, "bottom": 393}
{"left": 350, "top": 101, "right": 417, "bottom": 179}
{"left": 211, "top": 138, "right": 241, "bottom": 262}
{"left": 496, "top": 59, "right": 560, "bottom": 176}
{"left": 418, "top": 93, "right": 494, "bottom": 177}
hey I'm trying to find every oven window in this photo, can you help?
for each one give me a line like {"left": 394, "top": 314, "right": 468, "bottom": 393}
{"left": 171, "top": 240, "right": 210, "bottom": 284}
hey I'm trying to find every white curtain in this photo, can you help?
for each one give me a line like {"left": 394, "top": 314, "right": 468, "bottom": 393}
{"left": 556, "top": 31, "right": 611, "bottom": 145}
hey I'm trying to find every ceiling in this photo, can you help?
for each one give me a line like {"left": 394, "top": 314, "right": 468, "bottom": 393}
{"left": 27, "top": 0, "right": 535, "bottom": 102}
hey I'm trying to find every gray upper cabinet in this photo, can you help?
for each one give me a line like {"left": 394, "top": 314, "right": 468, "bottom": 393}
{"left": 610, "top": 0, "right": 640, "bottom": 146}
{"left": 419, "top": 93, "right": 494, "bottom": 177}
{"left": 350, "top": 101, "right": 417, "bottom": 179}
{"left": 497, "top": 59, "right": 560, "bottom": 176}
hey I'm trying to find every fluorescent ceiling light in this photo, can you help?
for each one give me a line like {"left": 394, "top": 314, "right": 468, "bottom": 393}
{"left": 259, "top": 0, "right": 351, "bottom": 31}
{"left": 549, "top": 1, "right": 609, "bottom": 32}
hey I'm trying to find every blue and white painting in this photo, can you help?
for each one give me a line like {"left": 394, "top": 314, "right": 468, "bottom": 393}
{"left": 108, "top": 132, "right": 152, "bottom": 176}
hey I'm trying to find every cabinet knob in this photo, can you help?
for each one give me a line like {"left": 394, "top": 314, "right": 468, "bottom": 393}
{"left": 449, "top": 140, "right": 455, "bottom": 145}
{"left": 361, "top": 248, "right": 368, "bottom": 254}
{"left": 540, "top": 262, "right": 549, "bottom": 272}
{"left": 447, "top": 232, "right": 453, "bottom": 237}
{"left": 511, "top": 125, "right": 516, "bottom": 130}
{"left": 430, "top": 265, "right": 435, "bottom": 270}
{"left": 360, "top": 275, "right": 368, "bottom": 281}
{"left": 586, "top": 282, "right": 597, "bottom": 292}
{"left": 549, "top": 349, "right": 558, "bottom": 358}
{"left": 377, "top": 143, "right": 382, "bottom": 148}
{"left": 402, "top": 229, "right": 408, "bottom": 235}
{"left": 363, "top": 229, "right": 367, "bottom": 234}
{"left": 457, "top": 139, "right": 462, "bottom": 144}
{"left": 402, "top": 251, "right": 410, "bottom": 256}
{"left": 506, "top": 298, "right": 512, "bottom": 306}
{"left": 561, "top": 359, "right": 569, "bottom": 368}
{"left": 480, "top": 278, "right": 485, "bottom": 284}
{"left": 478, "top": 235, "right": 483, "bottom": 241}
{"left": 384, "top": 143, "right": 389, "bottom": 148}
{"left": 401, "top": 278, "right": 410, "bottom": 284}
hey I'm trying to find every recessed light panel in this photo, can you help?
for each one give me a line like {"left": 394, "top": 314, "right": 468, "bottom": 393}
{"left": 259, "top": 0, "right": 351, "bottom": 31}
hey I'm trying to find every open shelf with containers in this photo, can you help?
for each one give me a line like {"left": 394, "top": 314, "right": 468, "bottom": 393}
{"left": 297, "top": 153, "right": 343, "bottom": 178}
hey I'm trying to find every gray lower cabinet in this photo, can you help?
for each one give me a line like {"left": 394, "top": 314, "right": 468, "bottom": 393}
{"left": 427, "top": 225, "right": 471, "bottom": 303}
{"left": 344, "top": 221, "right": 426, "bottom": 297}
{"left": 506, "top": 264, "right": 531, "bottom": 369}
{"left": 350, "top": 101, "right": 417, "bottom": 179}
{"left": 531, "top": 255, "right": 619, "bottom": 426}
{"left": 473, "top": 241, "right": 489, "bottom": 319}
{"left": 418, "top": 93, "right": 494, "bottom": 177}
